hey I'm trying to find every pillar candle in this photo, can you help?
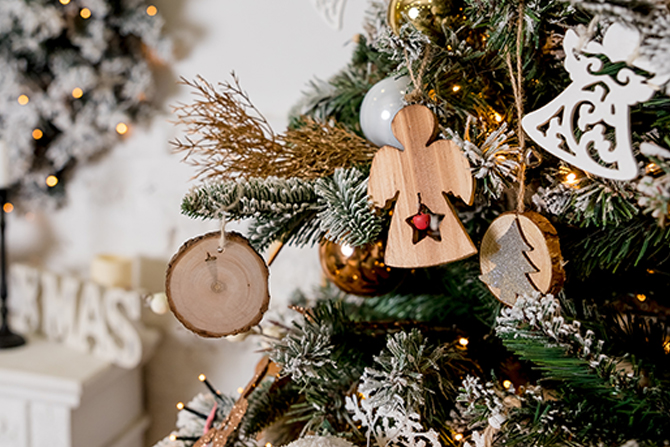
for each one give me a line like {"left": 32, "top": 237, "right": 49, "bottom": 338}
{"left": 90, "top": 254, "right": 133, "bottom": 289}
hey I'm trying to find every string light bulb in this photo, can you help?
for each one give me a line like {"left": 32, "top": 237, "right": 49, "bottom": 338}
{"left": 664, "top": 340, "right": 670, "bottom": 355}
{"left": 564, "top": 172, "right": 578, "bottom": 185}
{"left": 46, "top": 175, "right": 59, "bottom": 187}
{"left": 646, "top": 162, "right": 660, "bottom": 174}
{"left": 59, "top": 0, "right": 71, "bottom": 4}
{"left": 80, "top": 8, "right": 92, "bottom": 19}
{"left": 72, "top": 87, "right": 83, "bottom": 99}
{"left": 458, "top": 337, "right": 469, "bottom": 347}
{"left": 493, "top": 112, "right": 503, "bottom": 123}
{"left": 3, "top": 203, "right": 14, "bottom": 214}
{"left": 176, "top": 402, "right": 185, "bottom": 410}
{"left": 636, "top": 293, "right": 647, "bottom": 302}
{"left": 502, "top": 379, "right": 512, "bottom": 389}
{"left": 265, "top": 443, "right": 273, "bottom": 447}
{"left": 237, "top": 387, "right": 244, "bottom": 394}
{"left": 18, "top": 94, "right": 29, "bottom": 105}
{"left": 146, "top": 5, "right": 158, "bottom": 16}
{"left": 454, "top": 433, "right": 464, "bottom": 441}
{"left": 198, "top": 374, "right": 206, "bottom": 382}
{"left": 116, "top": 122, "right": 129, "bottom": 135}
{"left": 32, "top": 129, "right": 43, "bottom": 140}
{"left": 452, "top": 85, "right": 461, "bottom": 92}
{"left": 169, "top": 434, "right": 177, "bottom": 441}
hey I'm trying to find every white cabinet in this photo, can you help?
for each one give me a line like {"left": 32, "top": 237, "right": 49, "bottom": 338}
{"left": 0, "top": 337, "right": 149, "bottom": 447}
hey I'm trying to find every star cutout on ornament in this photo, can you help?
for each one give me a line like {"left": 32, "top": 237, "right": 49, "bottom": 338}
{"left": 406, "top": 203, "right": 444, "bottom": 244}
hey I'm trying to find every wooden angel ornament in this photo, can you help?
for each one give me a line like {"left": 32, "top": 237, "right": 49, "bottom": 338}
{"left": 368, "top": 104, "right": 476, "bottom": 268}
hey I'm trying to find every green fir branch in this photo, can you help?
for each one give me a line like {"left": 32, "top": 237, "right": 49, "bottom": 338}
{"left": 316, "top": 167, "right": 383, "bottom": 246}
{"left": 240, "top": 378, "right": 303, "bottom": 440}
{"left": 565, "top": 216, "right": 670, "bottom": 276}
{"left": 496, "top": 293, "right": 670, "bottom": 442}
{"left": 181, "top": 177, "right": 319, "bottom": 221}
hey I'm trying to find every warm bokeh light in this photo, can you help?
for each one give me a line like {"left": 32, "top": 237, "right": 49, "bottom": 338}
{"left": 237, "top": 387, "right": 244, "bottom": 394}
{"left": 3, "top": 203, "right": 14, "bottom": 214}
{"left": 494, "top": 112, "right": 503, "bottom": 122}
{"left": 176, "top": 402, "right": 184, "bottom": 410}
{"left": 340, "top": 244, "right": 354, "bottom": 257}
{"left": 565, "top": 172, "right": 578, "bottom": 185}
{"left": 32, "top": 129, "right": 43, "bottom": 140}
{"left": 169, "top": 434, "right": 177, "bottom": 441}
{"left": 503, "top": 379, "right": 512, "bottom": 389}
{"left": 146, "top": 5, "right": 158, "bottom": 16}
{"left": 646, "top": 162, "right": 660, "bottom": 174}
{"left": 46, "top": 175, "right": 59, "bottom": 187}
{"left": 18, "top": 94, "right": 29, "bottom": 105}
{"left": 115, "top": 122, "right": 129, "bottom": 135}
{"left": 452, "top": 85, "right": 461, "bottom": 92}
{"left": 458, "top": 337, "right": 469, "bottom": 347}
{"left": 72, "top": 87, "right": 83, "bottom": 98}
{"left": 80, "top": 8, "right": 92, "bottom": 19}
{"left": 454, "top": 434, "right": 464, "bottom": 441}
{"left": 636, "top": 293, "right": 647, "bottom": 302}
{"left": 59, "top": 0, "right": 70, "bottom": 4}
{"left": 198, "top": 374, "right": 206, "bottom": 382}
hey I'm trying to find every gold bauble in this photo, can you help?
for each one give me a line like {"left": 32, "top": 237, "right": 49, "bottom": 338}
{"left": 318, "top": 239, "right": 404, "bottom": 296}
{"left": 387, "top": 0, "right": 461, "bottom": 36}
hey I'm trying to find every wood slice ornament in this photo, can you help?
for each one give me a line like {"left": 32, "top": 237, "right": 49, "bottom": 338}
{"left": 480, "top": 212, "right": 565, "bottom": 306}
{"left": 368, "top": 104, "right": 477, "bottom": 268}
{"left": 166, "top": 232, "right": 270, "bottom": 337}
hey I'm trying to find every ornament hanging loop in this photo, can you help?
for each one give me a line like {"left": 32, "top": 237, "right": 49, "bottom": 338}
{"left": 216, "top": 183, "right": 244, "bottom": 253}
{"left": 218, "top": 215, "right": 227, "bottom": 253}
{"left": 505, "top": 0, "right": 528, "bottom": 214}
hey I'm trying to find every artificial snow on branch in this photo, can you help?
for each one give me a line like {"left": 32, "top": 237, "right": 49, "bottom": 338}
{"left": 446, "top": 122, "right": 521, "bottom": 200}
{"left": 345, "top": 330, "right": 442, "bottom": 447}
{"left": 0, "top": 0, "right": 170, "bottom": 206}
{"left": 316, "top": 167, "right": 383, "bottom": 246}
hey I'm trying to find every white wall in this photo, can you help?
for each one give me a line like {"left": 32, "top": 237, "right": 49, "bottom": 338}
{"left": 7, "top": 0, "right": 368, "bottom": 444}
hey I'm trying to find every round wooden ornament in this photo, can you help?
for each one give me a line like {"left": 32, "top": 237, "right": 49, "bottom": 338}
{"left": 165, "top": 232, "right": 270, "bottom": 337}
{"left": 480, "top": 211, "right": 564, "bottom": 307}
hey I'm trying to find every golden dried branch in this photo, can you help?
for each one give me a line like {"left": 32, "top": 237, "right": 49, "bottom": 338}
{"left": 172, "top": 74, "right": 377, "bottom": 181}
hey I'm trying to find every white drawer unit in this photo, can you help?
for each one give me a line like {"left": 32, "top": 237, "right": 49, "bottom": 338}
{"left": 0, "top": 337, "right": 149, "bottom": 447}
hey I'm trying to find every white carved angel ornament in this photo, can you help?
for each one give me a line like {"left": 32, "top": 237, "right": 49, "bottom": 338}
{"left": 522, "top": 24, "right": 668, "bottom": 181}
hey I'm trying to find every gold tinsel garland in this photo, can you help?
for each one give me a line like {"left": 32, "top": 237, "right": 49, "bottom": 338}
{"left": 172, "top": 75, "right": 377, "bottom": 181}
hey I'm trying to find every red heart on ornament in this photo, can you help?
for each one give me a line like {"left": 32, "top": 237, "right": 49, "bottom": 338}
{"left": 412, "top": 213, "right": 430, "bottom": 230}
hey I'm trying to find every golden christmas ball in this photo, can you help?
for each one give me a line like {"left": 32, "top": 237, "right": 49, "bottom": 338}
{"left": 387, "top": 0, "right": 462, "bottom": 36}
{"left": 318, "top": 239, "right": 404, "bottom": 296}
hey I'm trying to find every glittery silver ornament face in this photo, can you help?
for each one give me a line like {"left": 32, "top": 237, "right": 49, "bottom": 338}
{"left": 480, "top": 218, "right": 539, "bottom": 304}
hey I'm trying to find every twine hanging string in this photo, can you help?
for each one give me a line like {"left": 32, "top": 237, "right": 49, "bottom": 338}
{"left": 505, "top": 1, "right": 528, "bottom": 213}
{"left": 217, "top": 184, "right": 244, "bottom": 253}
{"left": 403, "top": 46, "right": 433, "bottom": 103}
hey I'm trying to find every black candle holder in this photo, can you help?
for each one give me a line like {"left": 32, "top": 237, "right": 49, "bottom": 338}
{"left": 0, "top": 188, "right": 25, "bottom": 349}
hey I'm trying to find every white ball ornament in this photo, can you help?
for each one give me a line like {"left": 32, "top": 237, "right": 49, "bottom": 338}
{"left": 360, "top": 76, "right": 410, "bottom": 148}
{"left": 283, "top": 436, "right": 357, "bottom": 447}
{"left": 149, "top": 292, "right": 169, "bottom": 315}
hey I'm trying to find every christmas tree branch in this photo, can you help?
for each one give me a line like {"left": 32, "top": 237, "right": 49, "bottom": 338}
{"left": 496, "top": 293, "right": 670, "bottom": 441}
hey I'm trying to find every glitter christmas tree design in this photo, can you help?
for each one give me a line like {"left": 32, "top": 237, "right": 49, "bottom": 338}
{"left": 480, "top": 218, "right": 539, "bottom": 304}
